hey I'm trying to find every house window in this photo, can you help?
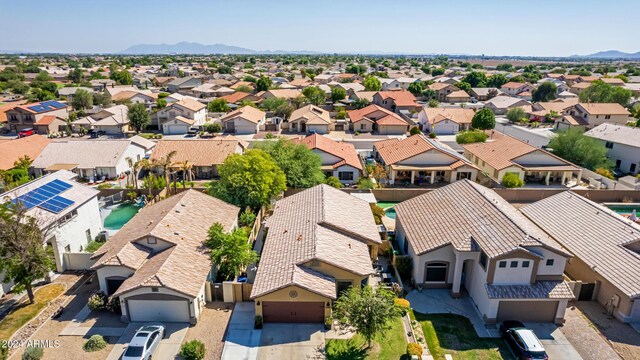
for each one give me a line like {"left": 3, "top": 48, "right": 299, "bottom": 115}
{"left": 605, "top": 115, "right": 611, "bottom": 119}
{"left": 425, "top": 262, "right": 448, "bottom": 282}
{"left": 510, "top": 261, "right": 518, "bottom": 268}
{"left": 498, "top": 261, "right": 507, "bottom": 268}
{"left": 151, "top": 287, "right": 159, "bottom": 292}
{"left": 605, "top": 142, "right": 613, "bottom": 149}
{"left": 615, "top": 159, "right": 621, "bottom": 169}
{"left": 85, "top": 229, "right": 92, "bottom": 242}
{"left": 338, "top": 172, "right": 354, "bottom": 181}
{"left": 479, "top": 251, "right": 488, "bottom": 269}
{"left": 546, "top": 259, "right": 554, "bottom": 266}
{"left": 522, "top": 261, "right": 530, "bottom": 268}
{"left": 64, "top": 245, "right": 71, "bottom": 252}
{"left": 148, "top": 237, "right": 157, "bottom": 244}
{"left": 456, "top": 172, "right": 472, "bottom": 180}
{"left": 336, "top": 280, "right": 353, "bottom": 296}
{"left": 631, "top": 163, "right": 637, "bottom": 173}
{"left": 360, "top": 123, "right": 366, "bottom": 130}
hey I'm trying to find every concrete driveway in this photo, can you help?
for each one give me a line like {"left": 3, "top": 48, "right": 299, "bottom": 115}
{"left": 221, "top": 302, "right": 261, "bottom": 360}
{"left": 257, "top": 324, "right": 325, "bottom": 360}
{"left": 106, "top": 322, "right": 189, "bottom": 360}
{"left": 526, "top": 322, "right": 583, "bottom": 360}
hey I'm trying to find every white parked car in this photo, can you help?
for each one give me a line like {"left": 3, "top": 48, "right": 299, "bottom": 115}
{"left": 122, "top": 324, "right": 165, "bottom": 360}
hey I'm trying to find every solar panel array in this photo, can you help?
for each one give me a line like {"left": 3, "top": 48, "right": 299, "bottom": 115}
{"left": 27, "top": 101, "right": 66, "bottom": 113}
{"left": 12, "top": 179, "right": 76, "bottom": 214}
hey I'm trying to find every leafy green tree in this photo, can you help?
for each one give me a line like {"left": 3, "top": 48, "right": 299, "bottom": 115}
{"left": 111, "top": 70, "right": 133, "bottom": 85}
{"left": 422, "top": 88, "right": 437, "bottom": 100}
{"left": 156, "top": 98, "right": 167, "bottom": 109}
{"left": 325, "top": 176, "right": 343, "bottom": 189}
{"left": 532, "top": 82, "right": 557, "bottom": 102}
{"left": 506, "top": 107, "right": 527, "bottom": 123}
{"left": 502, "top": 172, "right": 525, "bottom": 188}
{"left": 487, "top": 74, "right": 509, "bottom": 88}
{"left": 206, "top": 223, "right": 258, "bottom": 281}
{"left": 254, "top": 138, "right": 324, "bottom": 188}
{"left": 261, "top": 97, "right": 287, "bottom": 111}
{"left": 431, "top": 67, "right": 445, "bottom": 76}
{"left": 255, "top": 76, "right": 272, "bottom": 92}
{"left": 93, "top": 91, "right": 111, "bottom": 107}
{"left": 496, "top": 63, "right": 514, "bottom": 71}
{"left": 302, "top": 86, "right": 326, "bottom": 105}
{"left": 455, "top": 81, "right": 471, "bottom": 92}
{"left": 331, "top": 86, "right": 347, "bottom": 102}
{"left": 579, "top": 80, "right": 632, "bottom": 106}
{"left": 334, "top": 286, "right": 399, "bottom": 347}
{"left": 71, "top": 89, "right": 93, "bottom": 110}
{"left": 410, "top": 126, "right": 422, "bottom": 135}
{"left": 548, "top": 128, "right": 611, "bottom": 170}
{"left": 208, "top": 150, "right": 287, "bottom": 209}
{"left": 127, "top": 103, "right": 150, "bottom": 133}
{"left": 0, "top": 156, "right": 32, "bottom": 190}
{"left": 462, "top": 71, "right": 487, "bottom": 87}
{"left": 0, "top": 202, "right": 55, "bottom": 303}
{"left": 471, "top": 108, "right": 495, "bottom": 130}
{"left": 407, "top": 81, "right": 424, "bottom": 96}
{"left": 363, "top": 76, "right": 382, "bottom": 91}
{"left": 353, "top": 98, "right": 370, "bottom": 109}
{"left": 208, "top": 98, "right": 230, "bottom": 112}
{"left": 235, "top": 85, "right": 253, "bottom": 93}
{"left": 68, "top": 68, "right": 84, "bottom": 83}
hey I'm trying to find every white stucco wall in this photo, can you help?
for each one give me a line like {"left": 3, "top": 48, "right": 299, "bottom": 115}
{"left": 492, "top": 258, "right": 534, "bottom": 285}
{"left": 332, "top": 165, "right": 361, "bottom": 184}
{"left": 96, "top": 266, "right": 135, "bottom": 294}
{"left": 528, "top": 247, "right": 567, "bottom": 277}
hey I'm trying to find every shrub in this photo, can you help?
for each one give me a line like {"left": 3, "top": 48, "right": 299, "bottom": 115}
{"left": 595, "top": 167, "right": 614, "bottom": 179}
{"left": 239, "top": 209, "right": 257, "bottom": 228}
{"left": 106, "top": 297, "right": 121, "bottom": 313}
{"left": 87, "top": 291, "right": 107, "bottom": 311}
{"left": 506, "top": 107, "right": 526, "bottom": 123}
{"left": 428, "top": 132, "right": 437, "bottom": 138}
{"left": 264, "top": 132, "right": 276, "bottom": 139}
{"left": 407, "top": 342, "right": 423, "bottom": 357}
{"left": 96, "top": 183, "right": 112, "bottom": 189}
{"left": 83, "top": 335, "right": 107, "bottom": 352}
{"left": 395, "top": 255, "right": 413, "bottom": 278}
{"left": 254, "top": 315, "right": 263, "bottom": 329}
{"left": 1, "top": 344, "right": 7, "bottom": 360}
{"left": 179, "top": 340, "right": 206, "bottom": 360}
{"left": 502, "top": 172, "right": 525, "bottom": 188}
{"left": 395, "top": 298, "right": 411, "bottom": 316}
{"left": 325, "top": 176, "right": 343, "bottom": 189}
{"left": 356, "top": 177, "right": 375, "bottom": 189}
{"left": 205, "top": 123, "right": 222, "bottom": 133}
{"left": 85, "top": 240, "right": 104, "bottom": 253}
{"left": 370, "top": 203, "right": 386, "bottom": 225}
{"left": 456, "top": 130, "right": 488, "bottom": 144}
{"left": 324, "top": 317, "right": 333, "bottom": 330}
{"left": 21, "top": 346, "right": 43, "bottom": 360}
{"left": 409, "top": 126, "right": 422, "bottom": 135}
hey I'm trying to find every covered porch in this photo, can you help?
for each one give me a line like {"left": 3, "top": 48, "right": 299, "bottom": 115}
{"left": 388, "top": 164, "right": 477, "bottom": 186}
{"left": 520, "top": 165, "right": 582, "bottom": 186}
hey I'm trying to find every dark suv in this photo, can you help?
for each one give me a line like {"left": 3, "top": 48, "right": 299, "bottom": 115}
{"left": 500, "top": 320, "right": 548, "bottom": 360}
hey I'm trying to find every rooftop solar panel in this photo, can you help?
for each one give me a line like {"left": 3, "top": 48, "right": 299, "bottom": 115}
{"left": 27, "top": 101, "right": 65, "bottom": 113}
{"left": 11, "top": 179, "right": 74, "bottom": 212}
{"left": 38, "top": 196, "right": 75, "bottom": 214}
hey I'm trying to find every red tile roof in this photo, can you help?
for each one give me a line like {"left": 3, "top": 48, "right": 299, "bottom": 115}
{"left": 375, "top": 91, "right": 417, "bottom": 107}
{"left": 295, "top": 133, "right": 362, "bottom": 170}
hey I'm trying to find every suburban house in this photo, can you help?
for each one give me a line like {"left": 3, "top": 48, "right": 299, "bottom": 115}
{"left": 0, "top": 170, "right": 102, "bottom": 297}
{"left": 288, "top": 104, "right": 332, "bottom": 134}
{"left": 294, "top": 133, "right": 363, "bottom": 185}
{"left": 218, "top": 91, "right": 261, "bottom": 105}
{"left": 32, "top": 136, "right": 155, "bottom": 181}
{"left": 446, "top": 90, "right": 471, "bottom": 103}
{"left": 417, "top": 107, "right": 475, "bottom": 134}
{"left": 111, "top": 90, "right": 158, "bottom": 110}
{"left": 469, "top": 88, "right": 500, "bottom": 101}
{"left": 372, "top": 91, "right": 418, "bottom": 113}
{"left": 156, "top": 98, "right": 207, "bottom": 134}
{"left": 219, "top": 106, "right": 266, "bottom": 134}
{"left": 585, "top": 123, "right": 640, "bottom": 174}
{"left": 373, "top": 134, "right": 479, "bottom": 185}
{"left": 91, "top": 190, "right": 239, "bottom": 323}
{"left": 73, "top": 105, "right": 130, "bottom": 135}
{"left": 428, "top": 83, "right": 460, "bottom": 101}
{"left": 347, "top": 104, "right": 409, "bottom": 135}
{"left": 167, "top": 77, "right": 203, "bottom": 93}
{"left": 149, "top": 138, "right": 246, "bottom": 179}
{"left": 34, "top": 115, "right": 67, "bottom": 135}
{"left": 5, "top": 100, "right": 69, "bottom": 133}
{"left": 571, "top": 103, "right": 632, "bottom": 128}
{"left": 484, "top": 96, "right": 531, "bottom": 115}
{"left": 500, "top": 82, "right": 533, "bottom": 96}
{"left": 522, "top": 192, "right": 640, "bottom": 323}
{"left": 395, "top": 180, "right": 575, "bottom": 324}
{"left": 0, "top": 135, "right": 50, "bottom": 172}
{"left": 258, "top": 89, "right": 302, "bottom": 103}
{"left": 380, "top": 78, "right": 402, "bottom": 91}
{"left": 250, "top": 184, "right": 381, "bottom": 323}
{"left": 463, "top": 131, "right": 580, "bottom": 185}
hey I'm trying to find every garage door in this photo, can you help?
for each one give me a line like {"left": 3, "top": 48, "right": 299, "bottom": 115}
{"left": 262, "top": 302, "right": 324, "bottom": 323}
{"left": 127, "top": 299, "right": 190, "bottom": 323}
{"left": 497, "top": 301, "right": 558, "bottom": 323}
{"left": 166, "top": 125, "right": 188, "bottom": 134}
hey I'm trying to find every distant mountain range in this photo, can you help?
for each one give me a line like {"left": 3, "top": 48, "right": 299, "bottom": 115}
{"left": 575, "top": 50, "right": 640, "bottom": 59}
{"left": 118, "top": 41, "right": 320, "bottom": 55}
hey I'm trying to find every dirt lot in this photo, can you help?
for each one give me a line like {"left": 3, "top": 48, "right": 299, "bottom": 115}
{"left": 9, "top": 274, "right": 121, "bottom": 360}
{"left": 577, "top": 302, "right": 640, "bottom": 360}
{"left": 183, "top": 302, "right": 234, "bottom": 360}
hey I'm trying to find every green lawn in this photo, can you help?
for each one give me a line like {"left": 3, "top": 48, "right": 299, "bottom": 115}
{"left": 0, "top": 284, "right": 66, "bottom": 341}
{"left": 326, "top": 317, "right": 408, "bottom": 360}
{"left": 414, "top": 312, "right": 512, "bottom": 360}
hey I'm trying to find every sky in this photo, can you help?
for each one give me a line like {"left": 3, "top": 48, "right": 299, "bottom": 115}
{"left": 1, "top": 0, "right": 638, "bottom": 56}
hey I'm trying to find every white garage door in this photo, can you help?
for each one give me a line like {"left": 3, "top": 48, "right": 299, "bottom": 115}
{"left": 307, "top": 125, "right": 328, "bottom": 134}
{"left": 166, "top": 124, "right": 188, "bottom": 135}
{"left": 128, "top": 299, "right": 190, "bottom": 323}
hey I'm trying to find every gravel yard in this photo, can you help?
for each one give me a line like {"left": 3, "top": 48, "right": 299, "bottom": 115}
{"left": 575, "top": 302, "right": 640, "bottom": 360}
{"left": 183, "top": 302, "right": 234, "bottom": 360}
{"left": 561, "top": 304, "right": 623, "bottom": 360}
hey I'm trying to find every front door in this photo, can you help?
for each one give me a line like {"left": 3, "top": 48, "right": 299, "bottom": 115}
{"left": 301, "top": 122, "right": 307, "bottom": 133}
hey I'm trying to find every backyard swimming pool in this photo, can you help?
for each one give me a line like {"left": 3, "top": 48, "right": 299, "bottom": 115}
{"left": 605, "top": 204, "right": 640, "bottom": 216}
{"left": 103, "top": 203, "right": 141, "bottom": 230}
{"left": 376, "top": 202, "right": 398, "bottom": 219}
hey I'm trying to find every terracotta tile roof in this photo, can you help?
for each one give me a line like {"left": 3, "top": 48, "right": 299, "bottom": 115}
{"left": 0, "top": 101, "right": 25, "bottom": 122}
{"left": 394, "top": 180, "right": 568, "bottom": 257}
{"left": 230, "top": 81, "right": 255, "bottom": 90}
{"left": 219, "top": 91, "right": 253, "bottom": 104}
{"left": 577, "top": 103, "right": 631, "bottom": 115}
{"left": 463, "top": 132, "right": 536, "bottom": 170}
{"left": 294, "top": 133, "right": 363, "bottom": 170}
{"left": 250, "top": 185, "right": 380, "bottom": 299}
{"left": 428, "top": 83, "right": 456, "bottom": 91}
{"left": 220, "top": 105, "right": 266, "bottom": 124}
{"left": 92, "top": 190, "right": 239, "bottom": 298}
{"left": 290, "top": 105, "right": 331, "bottom": 125}
{"left": 374, "top": 134, "right": 471, "bottom": 167}
{"left": 485, "top": 281, "right": 574, "bottom": 299}
{"left": 150, "top": 139, "right": 243, "bottom": 167}
{"left": 522, "top": 191, "right": 640, "bottom": 298}
{"left": 375, "top": 91, "right": 417, "bottom": 107}
{"left": 35, "top": 115, "right": 58, "bottom": 125}
{"left": 347, "top": 104, "right": 407, "bottom": 125}
{"left": 561, "top": 115, "right": 589, "bottom": 126}
{"left": 446, "top": 90, "right": 470, "bottom": 99}
{"left": 0, "top": 135, "right": 51, "bottom": 171}
{"left": 376, "top": 114, "right": 409, "bottom": 126}
{"left": 261, "top": 89, "right": 302, "bottom": 100}
{"left": 173, "top": 98, "right": 206, "bottom": 112}
{"left": 501, "top": 82, "right": 527, "bottom": 89}
{"left": 421, "top": 107, "right": 475, "bottom": 125}
{"left": 353, "top": 91, "right": 376, "bottom": 102}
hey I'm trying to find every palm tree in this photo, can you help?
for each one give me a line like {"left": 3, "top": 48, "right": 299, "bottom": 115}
{"left": 132, "top": 159, "right": 151, "bottom": 189}
{"left": 154, "top": 150, "right": 177, "bottom": 195}
{"left": 178, "top": 160, "right": 193, "bottom": 189}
